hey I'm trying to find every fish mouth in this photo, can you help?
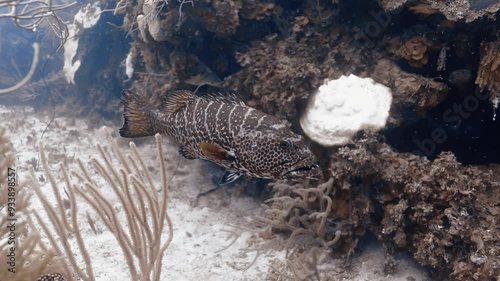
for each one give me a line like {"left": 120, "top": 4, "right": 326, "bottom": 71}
{"left": 286, "top": 163, "right": 319, "bottom": 173}
{"left": 282, "top": 160, "right": 322, "bottom": 180}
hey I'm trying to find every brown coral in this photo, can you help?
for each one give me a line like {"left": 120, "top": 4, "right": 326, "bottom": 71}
{"left": 227, "top": 37, "right": 323, "bottom": 118}
{"left": 185, "top": 0, "right": 242, "bottom": 36}
{"left": 475, "top": 38, "right": 500, "bottom": 102}
{"left": 369, "top": 59, "right": 448, "bottom": 119}
{"left": 397, "top": 35, "right": 431, "bottom": 68}
{"left": 333, "top": 136, "right": 499, "bottom": 280}
{"left": 259, "top": 132, "right": 499, "bottom": 280}
{"left": 240, "top": 0, "right": 277, "bottom": 20}
{"left": 379, "top": 0, "right": 500, "bottom": 22}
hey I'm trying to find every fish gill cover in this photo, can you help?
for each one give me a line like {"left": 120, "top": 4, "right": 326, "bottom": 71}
{"left": 0, "top": 0, "right": 499, "bottom": 280}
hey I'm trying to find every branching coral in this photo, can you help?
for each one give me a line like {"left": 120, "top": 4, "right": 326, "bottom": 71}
{"left": 0, "top": 129, "right": 15, "bottom": 231}
{"left": 17, "top": 1, "right": 495, "bottom": 279}
{"left": 0, "top": 127, "right": 61, "bottom": 281}
{"left": 253, "top": 179, "right": 343, "bottom": 279}
{"left": 254, "top": 166, "right": 375, "bottom": 277}
{"left": 0, "top": 0, "right": 75, "bottom": 44}
{"left": 28, "top": 128, "right": 173, "bottom": 281}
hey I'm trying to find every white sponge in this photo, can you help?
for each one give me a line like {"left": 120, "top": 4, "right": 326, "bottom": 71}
{"left": 300, "top": 74, "right": 392, "bottom": 146}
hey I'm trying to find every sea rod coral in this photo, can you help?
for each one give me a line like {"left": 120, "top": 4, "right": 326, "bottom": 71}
{"left": 0, "top": 127, "right": 60, "bottom": 281}
{"left": 27, "top": 128, "right": 173, "bottom": 280}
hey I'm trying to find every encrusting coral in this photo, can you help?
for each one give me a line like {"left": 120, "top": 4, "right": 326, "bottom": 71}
{"left": 344, "top": 137, "right": 499, "bottom": 280}
{"left": 186, "top": 0, "right": 243, "bottom": 36}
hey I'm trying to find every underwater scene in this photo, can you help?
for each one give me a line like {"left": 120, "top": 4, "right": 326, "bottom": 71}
{"left": 0, "top": 0, "right": 499, "bottom": 280}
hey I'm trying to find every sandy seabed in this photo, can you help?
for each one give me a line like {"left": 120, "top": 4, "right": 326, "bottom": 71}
{"left": 1, "top": 105, "right": 430, "bottom": 281}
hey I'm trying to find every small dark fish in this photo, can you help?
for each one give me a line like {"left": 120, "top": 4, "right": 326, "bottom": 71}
{"left": 448, "top": 69, "right": 472, "bottom": 88}
{"left": 120, "top": 89, "right": 321, "bottom": 184}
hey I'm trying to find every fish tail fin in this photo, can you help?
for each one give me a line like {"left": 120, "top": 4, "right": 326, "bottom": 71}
{"left": 120, "top": 90, "right": 157, "bottom": 138}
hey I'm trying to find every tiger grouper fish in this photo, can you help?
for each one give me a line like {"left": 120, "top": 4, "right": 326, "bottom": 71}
{"left": 119, "top": 89, "right": 321, "bottom": 185}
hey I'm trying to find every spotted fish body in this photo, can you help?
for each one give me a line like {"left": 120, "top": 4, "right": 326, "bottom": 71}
{"left": 120, "top": 90, "right": 321, "bottom": 184}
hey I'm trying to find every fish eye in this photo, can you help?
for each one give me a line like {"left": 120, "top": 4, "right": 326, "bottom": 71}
{"left": 279, "top": 140, "right": 292, "bottom": 149}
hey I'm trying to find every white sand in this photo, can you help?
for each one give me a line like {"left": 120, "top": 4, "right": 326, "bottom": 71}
{"left": 0, "top": 105, "right": 429, "bottom": 281}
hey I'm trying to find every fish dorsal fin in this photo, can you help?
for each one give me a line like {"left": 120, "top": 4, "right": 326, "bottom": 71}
{"left": 200, "top": 91, "right": 246, "bottom": 107}
{"left": 163, "top": 90, "right": 196, "bottom": 115}
{"left": 199, "top": 142, "right": 235, "bottom": 163}
{"left": 179, "top": 145, "right": 197, "bottom": 160}
{"left": 218, "top": 171, "right": 242, "bottom": 185}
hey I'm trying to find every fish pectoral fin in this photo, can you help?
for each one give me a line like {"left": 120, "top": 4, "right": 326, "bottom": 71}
{"left": 179, "top": 145, "right": 197, "bottom": 160}
{"left": 199, "top": 142, "right": 235, "bottom": 163}
{"left": 218, "top": 171, "right": 242, "bottom": 185}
